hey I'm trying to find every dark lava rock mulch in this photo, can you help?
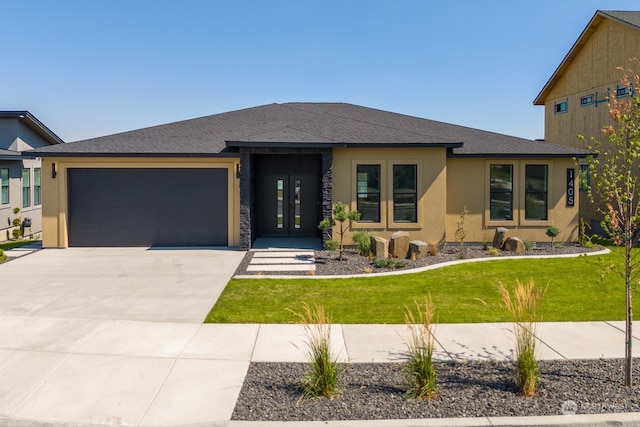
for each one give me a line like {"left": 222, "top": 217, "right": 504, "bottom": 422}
{"left": 233, "top": 359, "right": 640, "bottom": 421}
{"left": 234, "top": 244, "right": 602, "bottom": 276}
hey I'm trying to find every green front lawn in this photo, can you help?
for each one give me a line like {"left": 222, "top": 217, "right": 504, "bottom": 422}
{"left": 0, "top": 240, "right": 40, "bottom": 251}
{"left": 206, "top": 248, "right": 638, "bottom": 324}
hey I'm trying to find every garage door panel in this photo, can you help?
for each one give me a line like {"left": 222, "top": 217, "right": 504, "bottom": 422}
{"left": 68, "top": 168, "right": 228, "bottom": 247}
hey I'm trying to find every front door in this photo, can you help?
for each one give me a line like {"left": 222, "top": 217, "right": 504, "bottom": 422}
{"left": 259, "top": 174, "right": 319, "bottom": 236}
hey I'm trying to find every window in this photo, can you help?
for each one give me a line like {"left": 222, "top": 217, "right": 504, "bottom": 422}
{"left": 393, "top": 164, "right": 417, "bottom": 222}
{"left": 489, "top": 164, "right": 513, "bottom": 220}
{"left": 579, "top": 163, "right": 590, "bottom": 191}
{"left": 356, "top": 164, "right": 380, "bottom": 222}
{"left": 1, "top": 168, "right": 8, "bottom": 204}
{"left": 34, "top": 168, "right": 41, "bottom": 206}
{"left": 525, "top": 165, "right": 548, "bottom": 220}
{"left": 580, "top": 94, "right": 594, "bottom": 106}
{"left": 616, "top": 85, "right": 632, "bottom": 98}
{"left": 554, "top": 100, "right": 568, "bottom": 114}
{"left": 22, "top": 168, "right": 30, "bottom": 208}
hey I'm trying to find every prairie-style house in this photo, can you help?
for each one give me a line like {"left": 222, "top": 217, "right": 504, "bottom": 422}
{"left": 29, "top": 103, "right": 588, "bottom": 249}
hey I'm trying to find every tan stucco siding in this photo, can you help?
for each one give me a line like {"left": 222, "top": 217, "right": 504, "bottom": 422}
{"left": 447, "top": 158, "right": 580, "bottom": 243}
{"left": 332, "top": 147, "right": 447, "bottom": 244}
{"left": 41, "top": 157, "right": 240, "bottom": 248}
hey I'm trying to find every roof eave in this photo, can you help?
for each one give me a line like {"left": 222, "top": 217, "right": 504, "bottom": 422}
{"left": 448, "top": 152, "right": 591, "bottom": 159}
{"left": 28, "top": 152, "right": 239, "bottom": 159}
{"left": 0, "top": 111, "right": 65, "bottom": 145}
{"left": 225, "top": 140, "right": 463, "bottom": 149}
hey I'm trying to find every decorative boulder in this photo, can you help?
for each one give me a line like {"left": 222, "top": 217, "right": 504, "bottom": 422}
{"left": 370, "top": 236, "right": 389, "bottom": 258}
{"left": 389, "top": 231, "right": 410, "bottom": 258}
{"left": 408, "top": 240, "right": 429, "bottom": 259}
{"left": 503, "top": 236, "right": 525, "bottom": 253}
{"left": 492, "top": 227, "right": 508, "bottom": 249}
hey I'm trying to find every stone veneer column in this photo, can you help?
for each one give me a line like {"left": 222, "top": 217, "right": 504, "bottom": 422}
{"left": 321, "top": 149, "right": 333, "bottom": 243}
{"left": 239, "top": 150, "right": 252, "bottom": 250}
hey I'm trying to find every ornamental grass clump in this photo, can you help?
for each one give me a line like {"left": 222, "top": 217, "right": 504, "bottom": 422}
{"left": 403, "top": 297, "right": 437, "bottom": 400}
{"left": 498, "top": 279, "right": 546, "bottom": 397}
{"left": 289, "top": 302, "right": 340, "bottom": 400}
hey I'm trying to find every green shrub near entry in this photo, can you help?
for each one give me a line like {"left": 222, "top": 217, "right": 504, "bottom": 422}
{"left": 0, "top": 249, "right": 6, "bottom": 263}
{"left": 352, "top": 229, "right": 372, "bottom": 256}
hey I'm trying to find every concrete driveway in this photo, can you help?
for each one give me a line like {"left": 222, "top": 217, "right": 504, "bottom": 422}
{"left": 0, "top": 247, "right": 245, "bottom": 322}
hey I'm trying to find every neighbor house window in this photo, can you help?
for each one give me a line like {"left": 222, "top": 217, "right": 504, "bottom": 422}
{"left": 356, "top": 164, "right": 380, "bottom": 222}
{"left": 525, "top": 164, "right": 548, "bottom": 220}
{"left": 579, "top": 163, "right": 590, "bottom": 191}
{"left": 489, "top": 164, "right": 513, "bottom": 220}
{"left": 1, "top": 169, "right": 8, "bottom": 204}
{"left": 616, "top": 85, "right": 632, "bottom": 98}
{"left": 393, "top": 164, "right": 417, "bottom": 222}
{"left": 22, "top": 168, "right": 30, "bottom": 208}
{"left": 34, "top": 168, "right": 41, "bottom": 206}
{"left": 580, "top": 94, "right": 594, "bottom": 106}
{"left": 554, "top": 100, "right": 568, "bottom": 114}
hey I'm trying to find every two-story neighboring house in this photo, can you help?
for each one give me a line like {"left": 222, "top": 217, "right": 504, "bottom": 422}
{"left": 534, "top": 10, "right": 640, "bottom": 224}
{"left": 0, "top": 112, "right": 64, "bottom": 241}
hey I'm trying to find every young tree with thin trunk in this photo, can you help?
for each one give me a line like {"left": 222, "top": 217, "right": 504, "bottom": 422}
{"left": 580, "top": 62, "right": 640, "bottom": 387}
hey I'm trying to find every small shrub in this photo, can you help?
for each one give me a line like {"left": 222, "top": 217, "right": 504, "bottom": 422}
{"left": 487, "top": 247, "right": 499, "bottom": 256}
{"left": 363, "top": 267, "right": 372, "bottom": 274}
{"left": 289, "top": 302, "right": 340, "bottom": 400}
{"left": 522, "top": 237, "right": 533, "bottom": 251}
{"left": 403, "top": 297, "right": 437, "bottom": 400}
{"left": 545, "top": 226, "right": 560, "bottom": 246}
{"left": 455, "top": 206, "right": 469, "bottom": 255}
{"left": 318, "top": 202, "right": 361, "bottom": 261}
{"left": 0, "top": 249, "right": 6, "bottom": 263}
{"left": 324, "top": 239, "right": 339, "bottom": 251}
{"left": 372, "top": 258, "right": 407, "bottom": 269}
{"left": 498, "top": 279, "right": 546, "bottom": 397}
{"left": 352, "top": 229, "right": 372, "bottom": 256}
{"left": 482, "top": 230, "right": 489, "bottom": 250}
{"left": 554, "top": 242, "right": 565, "bottom": 249}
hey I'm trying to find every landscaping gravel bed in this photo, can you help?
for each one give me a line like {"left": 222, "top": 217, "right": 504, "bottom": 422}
{"left": 234, "top": 244, "right": 602, "bottom": 276}
{"left": 233, "top": 359, "right": 640, "bottom": 421}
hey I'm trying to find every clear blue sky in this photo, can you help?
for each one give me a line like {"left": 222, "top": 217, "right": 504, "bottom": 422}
{"left": 4, "top": 1, "right": 640, "bottom": 142}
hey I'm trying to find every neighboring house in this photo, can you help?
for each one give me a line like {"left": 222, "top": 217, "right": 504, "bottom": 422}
{"left": 29, "top": 103, "right": 589, "bottom": 249}
{"left": 534, "top": 10, "right": 640, "bottom": 223}
{"left": 0, "top": 112, "right": 64, "bottom": 242}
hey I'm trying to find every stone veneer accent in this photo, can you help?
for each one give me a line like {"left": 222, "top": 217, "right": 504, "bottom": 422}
{"left": 239, "top": 147, "right": 332, "bottom": 250}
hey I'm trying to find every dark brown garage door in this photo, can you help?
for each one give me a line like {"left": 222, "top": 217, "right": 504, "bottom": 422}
{"left": 68, "top": 168, "right": 228, "bottom": 247}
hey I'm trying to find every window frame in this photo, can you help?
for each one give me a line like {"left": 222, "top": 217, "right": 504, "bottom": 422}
{"left": 523, "top": 164, "right": 549, "bottom": 221}
{"left": 391, "top": 163, "right": 418, "bottom": 224}
{"left": 554, "top": 99, "right": 568, "bottom": 115}
{"left": 489, "top": 164, "right": 514, "bottom": 221}
{"left": 580, "top": 94, "right": 594, "bottom": 106}
{"left": 1, "top": 168, "right": 8, "bottom": 205}
{"left": 34, "top": 167, "right": 42, "bottom": 206}
{"left": 22, "top": 168, "right": 31, "bottom": 208}
{"left": 356, "top": 164, "right": 381, "bottom": 223}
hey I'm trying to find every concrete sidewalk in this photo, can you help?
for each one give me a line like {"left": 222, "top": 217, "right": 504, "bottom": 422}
{"left": 0, "top": 319, "right": 639, "bottom": 426}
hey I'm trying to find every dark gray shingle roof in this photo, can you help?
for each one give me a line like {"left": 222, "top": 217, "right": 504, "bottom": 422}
{"left": 28, "top": 103, "right": 589, "bottom": 158}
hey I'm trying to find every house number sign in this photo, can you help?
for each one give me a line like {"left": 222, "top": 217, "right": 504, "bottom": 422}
{"left": 566, "top": 168, "right": 575, "bottom": 207}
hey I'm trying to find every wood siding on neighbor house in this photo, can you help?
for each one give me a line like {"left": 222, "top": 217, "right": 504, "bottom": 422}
{"left": 537, "top": 16, "right": 640, "bottom": 222}
{"left": 542, "top": 19, "right": 640, "bottom": 151}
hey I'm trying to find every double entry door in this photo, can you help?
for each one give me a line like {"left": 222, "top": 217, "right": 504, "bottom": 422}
{"left": 257, "top": 154, "right": 321, "bottom": 237}
{"left": 260, "top": 174, "right": 319, "bottom": 236}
